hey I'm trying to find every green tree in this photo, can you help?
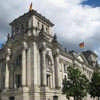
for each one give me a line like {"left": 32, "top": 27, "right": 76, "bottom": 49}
{"left": 62, "top": 66, "right": 89, "bottom": 100}
{"left": 89, "top": 71, "right": 100, "bottom": 100}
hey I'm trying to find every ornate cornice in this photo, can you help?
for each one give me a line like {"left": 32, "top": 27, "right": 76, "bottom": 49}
{"left": 10, "top": 10, "right": 54, "bottom": 27}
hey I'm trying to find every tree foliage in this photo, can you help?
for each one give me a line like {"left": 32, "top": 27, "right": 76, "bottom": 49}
{"left": 62, "top": 66, "right": 89, "bottom": 100}
{"left": 89, "top": 71, "right": 100, "bottom": 99}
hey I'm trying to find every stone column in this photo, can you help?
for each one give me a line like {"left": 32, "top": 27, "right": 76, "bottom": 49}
{"left": 41, "top": 50, "right": 46, "bottom": 86}
{"left": 5, "top": 62, "right": 9, "bottom": 89}
{"left": 37, "top": 50, "right": 41, "bottom": 87}
{"left": 54, "top": 49, "right": 60, "bottom": 88}
{"left": 51, "top": 54, "right": 55, "bottom": 89}
{"left": 52, "top": 64, "right": 55, "bottom": 88}
{"left": 31, "top": 42, "right": 41, "bottom": 100}
{"left": 22, "top": 48, "right": 27, "bottom": 86}
{"left": 27, "top": 48, "right": 32, "bottom": 87}
{"left": 9, "top": 63, "right": 14, "bottom": 89}
{"left": 5, "top": 49, "right": 11, "bottom": 89}
{"left": 40, "top": 46, "right": 47, "bottom": 100}
{"left": 32, "top": 42, "right": 38, "bottom": 87}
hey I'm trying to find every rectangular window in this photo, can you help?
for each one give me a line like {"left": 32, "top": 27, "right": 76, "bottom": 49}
{"left": 47, "top": 74, "right": 51, "bottom": 87}
{"left": 16, "top": 55, "right": 22, "bottom": 66}
{"left": 64, "top": 64, "right": 67, "bottom": 73}
{"left": 53, "top": 96, "right": 58, "bottom": 100}
{"left": 16, "top": 75, "right": 21, "bottom": 88}
{"left": 9, "top": 97, "right": 15, "bottom": 100}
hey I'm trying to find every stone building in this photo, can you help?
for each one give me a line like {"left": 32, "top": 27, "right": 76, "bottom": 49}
{"left": 0, "top": 7, "right": 99, "bottom": 100}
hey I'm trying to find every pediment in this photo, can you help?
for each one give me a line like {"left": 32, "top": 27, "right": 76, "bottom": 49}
{"left": 77, "top": 53, "right": 89, "bottom": 65}
{"left": 77, "top": 56, "right": 84, "bottom": 62}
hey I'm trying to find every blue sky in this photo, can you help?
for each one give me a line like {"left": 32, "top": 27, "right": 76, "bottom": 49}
{"left": 0, "top": 0, "right": 100, "bottom": 61}
{"left": 82, "top": 0, "right": 100, "bottom": 7}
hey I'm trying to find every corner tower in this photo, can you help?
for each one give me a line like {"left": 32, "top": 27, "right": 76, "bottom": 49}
{"left": 0, "top": 4, "right": 59, "bottom": 100}
{"left": 10, "top": 5, "right": 54, "bottom": 38}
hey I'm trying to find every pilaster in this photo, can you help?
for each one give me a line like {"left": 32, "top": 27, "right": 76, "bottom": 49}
{"left": 9, "top": 65, "right": 14, "bottom": 89}
{"left": 5, "top": 48, "right": 11, "bottom": 89}
{"left": 27, "top": 47, "right": 32, "bottom": 87}
{"left": 41, "top": 50, "right": 47, "bottom": 86}
{"left": 5, "top": 62, "right": 9, "bottom": 89}
{"left": 33, "top": 42, "right": 38, "bottom": 86}
{"left": 22, "top": 42, "right": 27, "bottom": 87}
{"left": 40, "top": 42, "right": 47, "bottom": 87}
{"left": 54, "top": 49, "right": 61, "bottom": 88}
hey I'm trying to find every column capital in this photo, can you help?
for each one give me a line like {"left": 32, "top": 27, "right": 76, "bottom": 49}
{"left": 53, "top": 48, "right": 60, "bottom": 57}
{"left": 7, "top": 48, "right": 11, "bottom": 54}
{"left": 6, "top": 48, "right": 11, "bottom": 62}
{"left": 39, "top": 42, "right": 47, "bottom": 51}
{"left": 6, "top": 56, "right": 10, "bottom": 62}
{"left": 22, "top": 41, "right": 28, "bottom": 50}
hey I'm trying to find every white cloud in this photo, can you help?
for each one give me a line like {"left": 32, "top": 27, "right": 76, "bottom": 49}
{"left": 95, "top": 48, "right": 100, "bottom": 63}
{"left": 33, "top": 0, "right": 100, "bottom": 42}
{"left": 0, "top": 0, "right": 100, "bottom": 60}
{"left": 33, "top": 0, "right": 100, "bottom": 61}
{"left": 36, "top": 0, "right": 100, "bottom": 47}
{"left": 47, "top": 0, "right": 67, "bottom": 8}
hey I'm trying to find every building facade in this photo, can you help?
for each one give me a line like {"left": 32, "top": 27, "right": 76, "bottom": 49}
{"left": 0, "top": 8, "right": 99, "bottom": 100}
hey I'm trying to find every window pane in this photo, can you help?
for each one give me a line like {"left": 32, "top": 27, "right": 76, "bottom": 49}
{"left": 9, "top": 97, "right": 15, "bottom": 100}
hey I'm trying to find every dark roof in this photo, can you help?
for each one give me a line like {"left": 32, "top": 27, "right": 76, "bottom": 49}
{"left": 69, "top": 50, "right": 77, "bottom": 54}
{"left": 82, "top": 50, "right": 98, "bottom": 66}
{"left": 82, "top": 50, "right": 97, "bottom": 57}
{"left": 10, "top": 10, "right": 54, "bottom": 27}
